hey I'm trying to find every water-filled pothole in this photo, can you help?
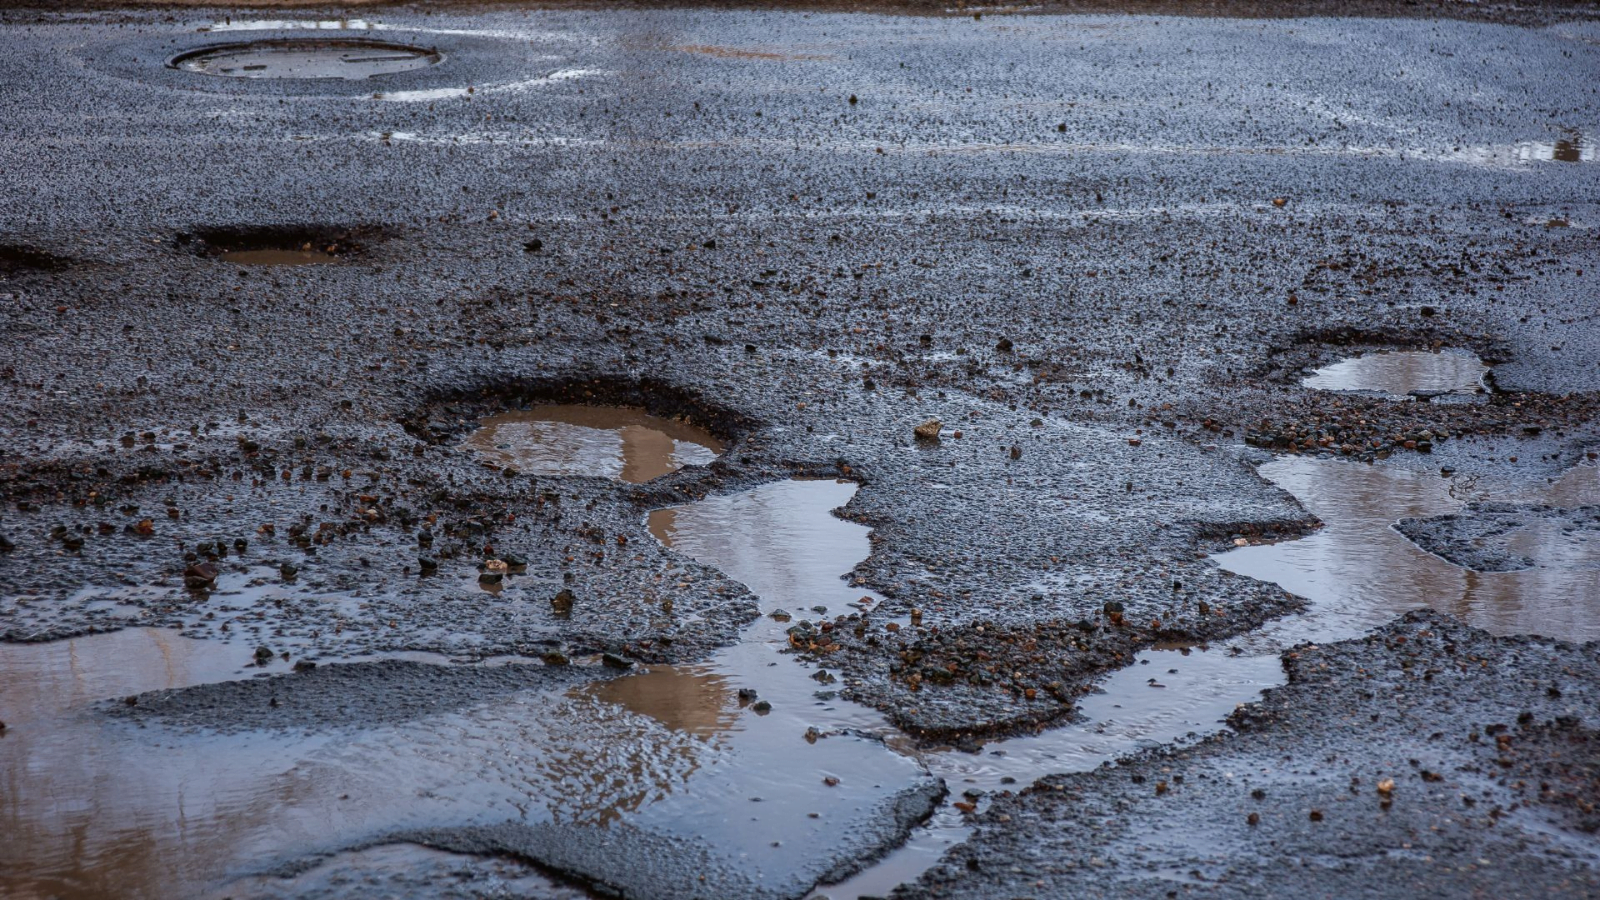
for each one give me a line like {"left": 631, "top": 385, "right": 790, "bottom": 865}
{"left": 464, "top": 405, "right": 723, "bottom": 482}
{"left": 1302, "top": 348, "right": 1487, "bottom": 397}
{"left": 825, "top": 454, "right": 1600, "bottom": 897}
{"left": 6, "top": 450, "right": 1594, "bottom": 897}
{"left": 179, "top": 226, "right": 374, "bottom": 266}
{"left": 170, "top": 40, "right": 442, "bottom": 80}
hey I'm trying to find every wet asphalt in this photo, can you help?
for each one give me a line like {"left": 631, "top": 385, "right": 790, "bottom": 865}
{"left": 1, "top": 3, "right": 1598, "bottom": 898}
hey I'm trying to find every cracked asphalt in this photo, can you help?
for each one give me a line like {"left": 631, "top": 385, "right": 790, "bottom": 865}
{"left": 0, "top": 2, "right": 1597, "bottom": 898}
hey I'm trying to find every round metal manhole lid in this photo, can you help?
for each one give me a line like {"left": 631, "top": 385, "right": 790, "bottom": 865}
{"left": 170, "top": 39, "right": 442, "bottom": 80}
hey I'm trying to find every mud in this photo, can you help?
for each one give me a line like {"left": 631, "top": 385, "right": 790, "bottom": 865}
{"left": 1, "top": 4, "right": 1598, "bottom": 898}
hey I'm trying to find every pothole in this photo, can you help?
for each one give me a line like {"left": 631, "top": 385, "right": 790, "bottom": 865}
{"left": 169, "top": 40, "right": 442, "bottom": 80}
{"left": 1545, "top": 136, "right": 1593, "bottom": 163}
{"left": 179, "top": 226, "right": 377, "bottom": 265}
{"left": 8, "top": 451, "right": 1594, "bottom": 897}
{"left": 464, "top": 405, "right": 724, "bottom": 483}
{"left": 831, "top": 453, "right": 1600, "bottom": 897}
{"left": 1302, "top": 348, "right": 1488, "bottom": 398}
{"left": 0, "top": 244, "right": 70, "bottom": 279}
{"left": 219, "top": 248, "right": 341, "bottom": 266}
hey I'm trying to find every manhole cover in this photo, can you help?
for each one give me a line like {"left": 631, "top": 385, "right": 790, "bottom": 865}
{"left": 170, "top": 40, "right": 442, "bottom": 80}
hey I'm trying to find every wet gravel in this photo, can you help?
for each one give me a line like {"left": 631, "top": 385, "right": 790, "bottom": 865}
{"left": 1, "top": 3, "right": 1598, "bottom": 896}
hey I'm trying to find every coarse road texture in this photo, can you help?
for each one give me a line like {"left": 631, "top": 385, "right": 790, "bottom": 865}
{"left": 0, "top": 3, "right": 1597, "bottom": 899}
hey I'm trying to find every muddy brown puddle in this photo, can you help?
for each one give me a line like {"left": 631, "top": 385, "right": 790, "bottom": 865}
{"left": 465, "top": 405, "right": 723, "bottom": 483}
{"left": 5, "top": 453, "right": 1597, "bottom": 897}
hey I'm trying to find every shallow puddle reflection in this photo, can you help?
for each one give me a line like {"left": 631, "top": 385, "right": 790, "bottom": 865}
{"left": 1302, "top": 349, "right": 1487, "bottom": 396}
{"left": 1222, "top": 456, "right": 1600, "bottom": 645}
{"left": 8, "top": 457, "right": 1594, "bottom": 898}
{"left": 826, "top": 454, "right": 1600, "bottom": 897}
{"left": 466, "top": 405, "right": 722, "bottom": 483}
{"left": 173, "top": 40, "right": 441, "bottom": 80}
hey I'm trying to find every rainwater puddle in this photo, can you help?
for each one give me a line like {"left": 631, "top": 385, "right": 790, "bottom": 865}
{"left": 0, "top": 481, "right": 922, "bottom": 899}
{"left": 465, "top": 405, "right": 723, "bottom": 483}
{"left": 822, "top": 455, "right": 1600, "bottom": 897}
{"left": 1223, "top": 456, "right": 1600, "bottom": 646}
{"left": 0, "top": 627, "right": 293, "bottom": 725}
{"left": 171, "top": 40, "right": 442, "bottom": 80}
{"left": 1433, "top": 135, "right": 1598, "bottom": 166}
{"left": 1302, "top": 348, "right": 1487, "bottom": 397}
{"left": 219, "top": 248, "right": 341, "bottom": 266}
{"left": 7, "top": 456, "right": 1594, "bottom": 897}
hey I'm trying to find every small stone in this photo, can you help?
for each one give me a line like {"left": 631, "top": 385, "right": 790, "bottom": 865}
{"left": 478, "top": 572, "right": 503, "bottom": 585}
{"left": 551, "top": 589, "right": 576, "bottom": 614}
{"left": 542, "top": 650, "right": 570, "bottom": 666}
{"left": 417, "top": 556, "right": 438, "bottom": 573}
{"left": 602, "top": 653, "right": 633, "bottom": 670}
{"left": 184, "top": 561, "right": 219, "bottom": 589}
{"left": 279, "top": 563, "right": 298, "bottom": 581}
{"left": 293, "top": 660, "right": 317, "bottom": 672}
{"left": 1247, "top": 812, "right": 1260, "bottom": 826}
{"left": 770, "top": 608, "right": 792, "bottom": 622}
{"left": 914, "top": 419, "right": 943, "bottom": 442}
{"left": 752, "top": 700, "right": 772, "bottom": 714}
{"left": 253, "top": 646, "right": 274, "bottom": 662}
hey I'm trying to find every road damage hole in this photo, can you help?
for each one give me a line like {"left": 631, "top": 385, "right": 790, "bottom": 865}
{"left": 178, "top": 225, "right": 378, "bottom": 265}
{"left": 0, "top": 244, "right": 70, "bottom": 279}
{"left": 1302, "top": 349, "right": 1487, "bottom": 398}
{"left": 465, "top": 405, "right": 724, "bottom": 483}
{"left": 170, "top": 39, "right": 442, "bottom": 80}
